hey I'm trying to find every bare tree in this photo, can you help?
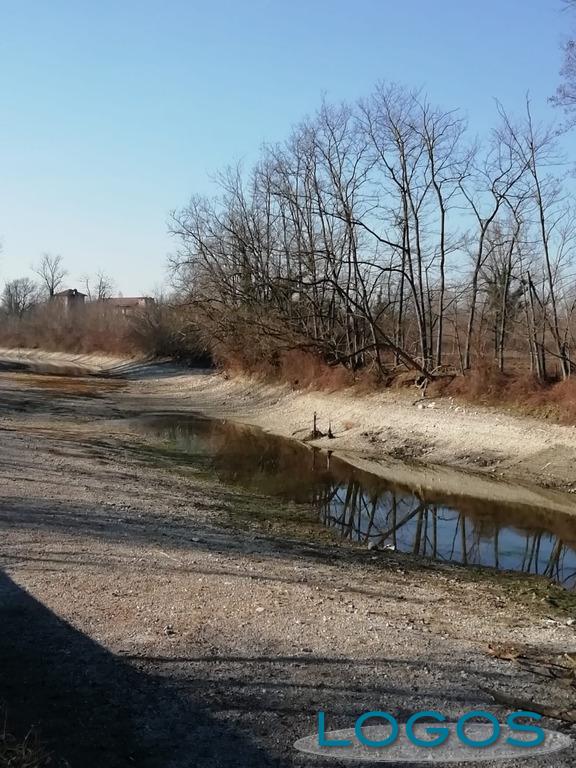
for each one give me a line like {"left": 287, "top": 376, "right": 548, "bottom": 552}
{"left": 82, "top": 270, "right": 114, "bottom": 301}
{"left": 459, "top": 119, "right": 528, "bottom": 370}
{"left": 498, "top": 99, "right": 574, "bottom": 377}
{"left": 169, "top": 83, "right": 576, "bottom": 383}
{"left": 2, "top": 278, "right": 39, "bottom": 317}
{"left": 35, "top": 253, "right": 67, "bottom": 298}
{"left": 551, "top": 0, "right": 576, "bottom": 115}
{"left": 479, "top": 219, "right": 524, "bottom": 372}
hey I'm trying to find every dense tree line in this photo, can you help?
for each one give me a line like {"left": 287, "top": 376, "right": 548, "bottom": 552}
{"left": 169, "top": 83, "right": 576, "bottom": 383}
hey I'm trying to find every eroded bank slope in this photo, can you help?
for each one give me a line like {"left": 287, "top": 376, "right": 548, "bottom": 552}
{"left": 129, "top": 365, "right": 576, "bottom": 496}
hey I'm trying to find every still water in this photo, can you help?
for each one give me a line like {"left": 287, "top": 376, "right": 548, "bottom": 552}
{"left": 132, "top": 414, "right": 576, "bottom": 589}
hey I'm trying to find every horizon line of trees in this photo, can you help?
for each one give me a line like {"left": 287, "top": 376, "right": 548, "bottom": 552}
{"left": 4, "top": 83, "right": 576, "bottom": 385}
{"left": 0, "top": 254, "right": 207, "bottom": 361}
{"left": 1, "top": 254, "right": 118, "bottom": 319}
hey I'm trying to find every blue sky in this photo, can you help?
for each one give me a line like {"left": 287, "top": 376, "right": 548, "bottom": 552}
{"left": 0, "top": 0, "right": 572, "bottom": 294}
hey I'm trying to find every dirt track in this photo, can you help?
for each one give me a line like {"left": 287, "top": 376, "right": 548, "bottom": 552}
{"left": 0, "top": 352, "right": 575, "bottom": 767}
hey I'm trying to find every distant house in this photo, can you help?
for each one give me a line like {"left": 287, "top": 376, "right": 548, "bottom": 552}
{"left": 102, "top": 296, "right": 155, "bottom": 317}
{"left": 53, "top": 288, "right": 86, "bottom": 312}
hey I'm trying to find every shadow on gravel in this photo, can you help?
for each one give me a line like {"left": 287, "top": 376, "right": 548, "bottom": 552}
{"left": 0, "top": 570, "right": 287, "bottom": 768}
{"left": 0, "top": 495, "right": 455, "bottom": 605}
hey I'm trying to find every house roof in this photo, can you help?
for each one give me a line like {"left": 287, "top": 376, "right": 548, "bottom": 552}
{"left": 54, "top": 288, "right": 86, "bottom": 298}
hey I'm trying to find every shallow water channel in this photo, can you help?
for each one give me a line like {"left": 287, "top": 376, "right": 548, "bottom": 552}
{"left": 132, "top": 413, "right": 576, "bottom": 589}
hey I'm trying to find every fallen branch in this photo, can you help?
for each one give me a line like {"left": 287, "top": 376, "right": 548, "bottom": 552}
{"left": 481, "top": 686, "right": 576, "bottom": 724}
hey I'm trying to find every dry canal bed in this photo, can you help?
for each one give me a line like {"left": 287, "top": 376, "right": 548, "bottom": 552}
{"left": 0, "top": 362, "right": 575, "bottom": 767}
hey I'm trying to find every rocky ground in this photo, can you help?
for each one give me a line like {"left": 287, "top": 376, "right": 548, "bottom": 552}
{"left": 0, "top": 352, "right": 575, "bottom": 767}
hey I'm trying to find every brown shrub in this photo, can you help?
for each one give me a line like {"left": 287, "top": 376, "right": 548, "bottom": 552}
{"left": 437, "top": 358, "right": 576, "bottom": 424}
{"left": 0, "top": 301, "right": 208, "bottom": 362}
{"left": 281, "top": 351, "right": 354, "bottom": 391}
{"left": 217, "top": 347, "right": 354, "bottom": 391}
{"left": 529, "top": 377, "right": 576, "bottom": 424}
{"left": 447, "top": 361, "right": 509, "bottom": 402}
{"left": 0, "top": 303, "right": 137, "bottom": 355}
{"left": 444, "top": 360, "right": 544, "bottom": 403}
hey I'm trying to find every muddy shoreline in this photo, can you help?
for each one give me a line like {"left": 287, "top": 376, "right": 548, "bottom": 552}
{"left": 125, "top": 363, "right": 576, "bottom": 512}
{"left": 121, "top": 361, "right": 576, "bottom": 497}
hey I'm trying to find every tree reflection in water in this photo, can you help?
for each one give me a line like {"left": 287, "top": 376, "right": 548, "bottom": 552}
{"left": 313, "top": 476, "right": 576, "bottom": 587}
{"left": 133, "top": 415, "right": 576, "bottom": 589}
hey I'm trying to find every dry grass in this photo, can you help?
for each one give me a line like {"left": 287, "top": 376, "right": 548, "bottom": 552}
{"left": 429, "top": 360, "right": 576, "bottom": 424}
{"left": 441, "top": 361, "right": 536, "bottom": 402}
{"left": 528, "top": 377, "right": 576, "bottom": 424}
{"left": 278, "top": 350, "right": 354, "bottom": 390}
{"left": 215, "top": 346, "right": 356, "bottom": 391}
{"left": 218, "top": 344, "right": 576, "bottom": 425}
{"left": 0, "top": 733, "right": 47, "bottom": 768}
